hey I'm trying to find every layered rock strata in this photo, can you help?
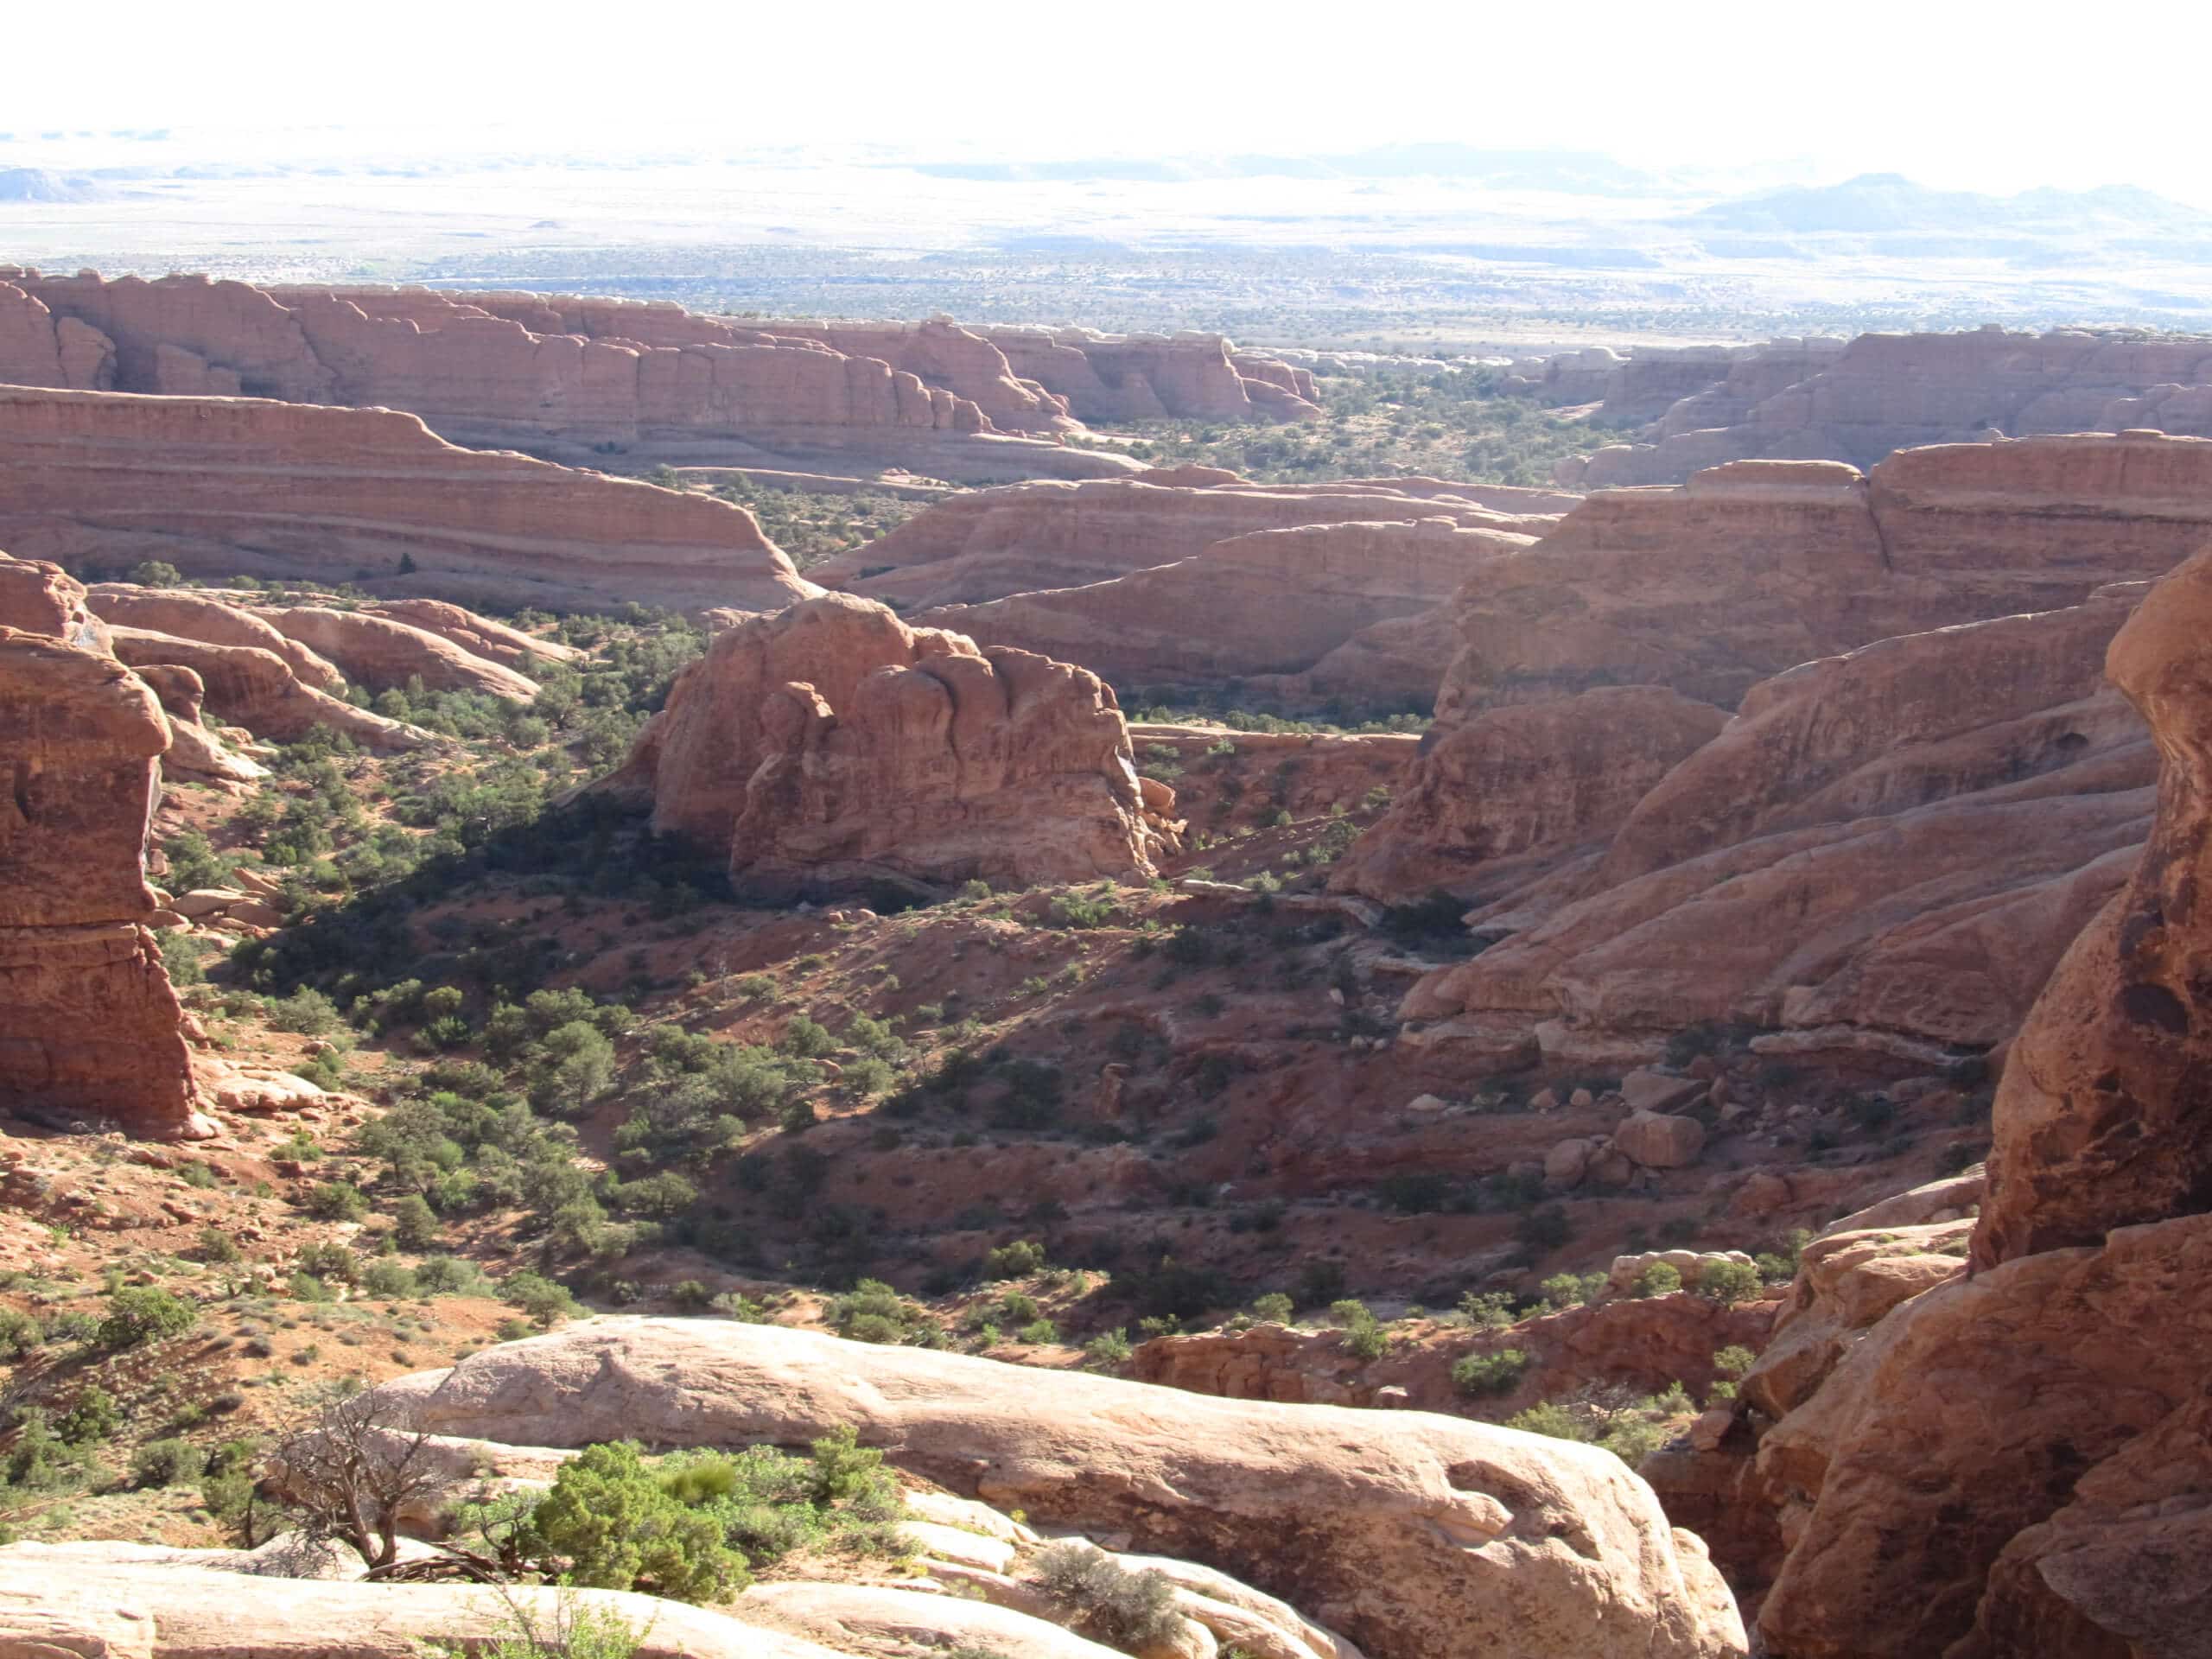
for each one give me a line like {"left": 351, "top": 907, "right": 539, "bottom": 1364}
{"left": 106, "top": 627, "right": 431, "bottom": 752}
{"left": 0, "top": 385, "right": 818, "bottom": 614}
{"left": 363, "top": 1317, "right": 1747, "bottom": 1659}
{"left": 1659, "top": 550, "right": 2212, "bottom": 1657}
{"left": 0, "top": 626, "right": 210, "bottom": 1138}
{"left": 813, "top": 474, "right": 1556, "bottom": 610}
{"left": 251, "top": 607, "right": 539, "bottom": 702}
{"left": 1547, "top": 326, "right": 2212, "bottom": 488}
{"left": 602, "top": 594, "right": 1173, "bottom": 895}
{"left": 919, "top": 517, "right": 1535, "bottom": 701}
{"left": 0, "top": 271, "right": 1179, "bottom": 481}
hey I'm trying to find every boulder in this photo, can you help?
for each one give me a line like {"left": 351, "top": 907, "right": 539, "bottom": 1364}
{"left": 1613, "top": 1110, "right": 1707, "bottom": 1169}
{"left": 366, "top": 1317, "right": 1748, "bottom": 1659}
{"left": 1620, "top": 1069, "right": 1705, "bottom": 1113}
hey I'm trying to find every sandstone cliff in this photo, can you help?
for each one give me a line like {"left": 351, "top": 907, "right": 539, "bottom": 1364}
{"left": 918, "top": 516, "right": 1534, "bottom": 702}
{"left": 0, "top": 270, "right": 1160, "bottom": 483}
{"left": 813, "top": 474, "right": 1555, "bottom": 610}
{"left": 0, "top": 385, "right": 818, "bottom": 615}
{"left": 603, "top": 594, "right": 1173, "bottom": 895}
{"left": 0, "top": 626, "right": 211, "bottom": 1138}
{"left": 1548, "top": 325, "right": 2212, "bottom": 488}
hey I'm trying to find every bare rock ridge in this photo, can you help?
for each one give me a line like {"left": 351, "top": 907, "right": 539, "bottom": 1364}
{"left": 602, "top": 594, "right": 1176, "bottom": 896}
{"left": 1667, "top": 550, "right": 2212, "bottom": 1658}
{"left": 810, "top": 473, "right": 1557, "bottom": 608}
{"left": 1536, "top": 325, "right": 2212, "bottom": 487}
{"left": 919, "top": 516, "right": 1539, "bottom": 704}
{"left": 0, "top": 608, "right": 211, "bottom": 1140}
{"left": 1338, "top": 435, "right": 2212, "bottom": 1065}
{"left": 363, "top": 1317, "right": 1747, "bottom": 1659}
{"left": 0, "top": 385, "right": 818, "bottom": 614}
{"left": 0, "top": 270, "right": 1310, "bottom": 482}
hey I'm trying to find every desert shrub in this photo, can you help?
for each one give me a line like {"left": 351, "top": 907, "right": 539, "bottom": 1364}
{"left": 302, "top": 1181, "right": 370, "bottom": 1222}
{"left": 523, "top": 1440, "right": 741, "bottom": 1601}
{"left": 1516, "top": 1205, "right": 1573, "bottom": 1251}
{"left": 1508, "top": 1387, "right": 1684, "bottom": 1469}
{"left": 1249, "top": 1293, "right": 1294, "bottom": 1325}
{"left": 296, "top": 1241, "right": 359, "bottom": 1284}
{"left": 1084, "top": 1328, "right": 1133, "bottom": 1368}
{"left": 982, "top": 1239, "right": 1047, "bottom": 1281}
{"left": 1694, "top": 1260, "right": 1762, "bottom": 1304}
{"left": 1452, "top": 1348, "right": 1530, "bottom": 1398}
{"left": 1457, "top": 1289, "right": 1516, "bottom": 1329}
{"left": 98, "top": 1287, "right": 198, "bottom": 1350}
{"left": 503, "top": 1270, "right": 582, "bottom": 1327}
{"left": 129, "top": 560, "right": 182, "bottom": 587}
{"left": 1540, "top": 1272, "right": 1606, "bottom": 1311}
{"left": 391, "top": 1193, "right": 442, "bottom": 1249}
{"left": 57, "top": 1385, "right": 122, "bottom": 1445}
{"left": 132, "top": 1437, "right": 208, "bottom": 1487}
{"left": 198, "top": 1225, "right": 243, "bottom": 1265}
{"left": 360, "top": 1262, "right": 419, "bottom": 1299}
{"left": 833, "top": 1279, "right": 920, "bottom": 1344}
{"left": 3, "top": 1408, "right": 97, "bottom": 1491}
{"left": 1031, "top": 1541, "right": 1181, "bottom": 1653}
{"left": 1635, "top": 1262, "right": 1683, "bottom": 1298}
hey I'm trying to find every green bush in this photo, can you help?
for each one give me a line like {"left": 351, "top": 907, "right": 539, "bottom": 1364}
{"left": 302, "top": 1181, "right": 370, "bottom": 1222}
{"left": 57, "top": 1385, "right": 122, "bottom": 1445}
{"left": 98, "top": 1287, "right": 199, "bottom": 1350}
{"left": 391, "top": 1193, "right": 442, "bottom": 1249}
{"left": 1249, "top": 1293, "right": 1294, "bottom": 1325}
{"left": 833, "top": 1279, "right": 918, "bottom": 1344}
{"left": 503, "top": 1270, "right": 582, "bottom": 1328}
{"left": 132, "top": 1437, "right": 208, "bottom": 1487}
{"left": 1084, "top": 1328, "right": 1133, "bottom": 1368}
{"left": 129, "top": 560, "right": 182, "bottom": 588}
{"left": 198, "top": 1226, "right": 242, "bottom": 1265}
{"left": 1694, "top": 1260, "right": 1762, "bottom": 1305}
{"left": 1634, "top": 1262, "right": 1683, "bottom": 1299}
{"left": 1452, "top": 1348, "right": 1530, "bottom": 1398}
{"left": 524, "top": 1441, "right": 741, "bottom": 1601}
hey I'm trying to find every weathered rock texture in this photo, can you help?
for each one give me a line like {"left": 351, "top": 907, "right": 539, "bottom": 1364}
{"left": 812, "top": 475, "right": 1555, "bottom": 610}
{"left": 603, "top": 594, "right": 1173, "bottom": 894}
{"left": 85, "top": 587, "right": 346, "bottom": 690}
{"left": 105, "top": 627, "right": 431, "bottom": 752}
{"left": 0, "top": 385, "right": 817, "bottom": 614}
{"left": 1546, "top": 326, "right": 2212, "bottom": 488}
{"left": 362, "top": 599, "right": 582, "bottom": 669}
{"left": 0, "top": 270, "right": 1224, "bottom": 482}
{"left": 920, "top": 517, "right": 1535, "bottom": 702}
{"left": 0, "top": 1552, "right": 846, "bottom": 1659}
{"left": 365, "top": 1317, "right": 1746, "bottom": 1659}
{"left": 1972, "top": 548, "right": 2212, "bottom": 1268}
{"left": 1665, "top": 550, "right": 2212, "bottom": 1658}
{"left": 0, "top": 626, "right": 210, "bottom": 1138}
{"left": 1387, "top": 590, "right": 2152, "bottom": 1061}
{"left": 251, "top": 607, "right": 538, "bottom": 702}
{"left": 0, "top": 549, "right": 105, "bottom": 645}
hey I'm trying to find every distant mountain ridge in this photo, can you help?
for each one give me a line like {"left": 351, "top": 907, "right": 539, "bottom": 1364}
{"left": 1686, "top": 171, "right": 2212, "bottom": 235}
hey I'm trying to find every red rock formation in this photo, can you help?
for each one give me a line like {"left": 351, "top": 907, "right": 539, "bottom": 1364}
{"left": 0, "top": 626, "right": 211, "bottom": 1139}
{"left": 253, "top": 607, "right": 538, "bottom": 702}
{"left": 1551, "top": 326, "right": 2212, "bottom": 488}
{"left": 363, "top": 599, "right": 582, "bottom": 670}
{"left": 0, "top": 271, "right": 1149, "bottom": 483}
{"left": 0, "top": 279, "right": 113, "bottom": 389}
{"left": 918, "top": 517, "right": 1533, "bottom": 699}
{"left": 0, "top": 386, "right": 817, "bottom": 615}
{"left": 106, "top": 627, "right": 430, "bottom": 752}
{"left": 1971, "top": 548, "right": 2212, "bottom": 1268}
{"left": 1384, "top": 592, "right": 2152, "bottom": 1060}
{"left": 985, "top": 326, "right": 1320, "bottom": 423}
{"left": 0, "top": 550, "right": 105, "bottom": 646}
{"left": 814, "top": 476, "right": 1552, "bottom": 609}
{"left": 85, "top": 586, "right": 345, "bottom": 690}
{"left": 604, "top": 594, "right": 1172, "bottom": 894}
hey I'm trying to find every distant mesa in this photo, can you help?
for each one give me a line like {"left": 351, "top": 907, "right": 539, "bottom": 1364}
{"left": 0, "top": 269, "right": 1316, "bottom": 485}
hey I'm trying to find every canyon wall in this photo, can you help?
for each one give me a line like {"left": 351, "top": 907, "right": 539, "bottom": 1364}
{"left": 1547, "top": 325, "right": 2212, "bottom": 488}
{"left": 1342, "top": 435, "right": 2212, "bottom": 1065}
{"left": 0, "top": 385, "right": 819, "bottom": 615}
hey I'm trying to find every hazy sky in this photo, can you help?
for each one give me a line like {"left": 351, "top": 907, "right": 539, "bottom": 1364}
{"left": 16, "top": 2, "right": 2212, "bottom": 200}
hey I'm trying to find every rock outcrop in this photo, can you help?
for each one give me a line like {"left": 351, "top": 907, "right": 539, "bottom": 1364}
{"left": 106, "top": 627, "right": 431, "bottom": 752}
{"left": 361, "top": 598, "right": 582, "bottom": 669}
{"left": 1547, "top": 326, "right": 2212, "bottom": 488}
{"left": 1384, "top": 589, "right": 2152, "bottom": 1060}
{"left": 84, "top": 586, "right": 346, "bottom": 690}
{"left": 0, "top": 549, "right": 105, "bottom": 645}
{"left": 0, "top": 270, "right": 1160, "bottom": 483}
{"left": 0, "top": 385, "right": 817, "bottom": 615}
{"left": 920, "top": 517, "right": 1534, "bottom": 702}
{"left": 251, "top": 607, "right": 539, "bottom": 702}
{"left": 1972, "top": 548, "right": 2212, "bottom": 1268}
{"left": 1663, "top": 550, "right": 2212, "bottom": 1658}
{"left": 363, "top": 1317, "right": 1746, "bottom": 1659}
{"left": 603, "top": 594, "right": 1173, "bottom": 895}
{"left": 812, "top": 475, "right": 1555, "bottom": 609}
{"left": 0, "top": 626, "right": 211, "bottom": 1138}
